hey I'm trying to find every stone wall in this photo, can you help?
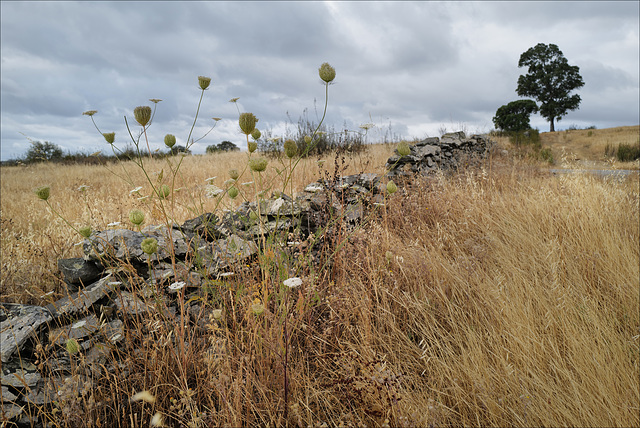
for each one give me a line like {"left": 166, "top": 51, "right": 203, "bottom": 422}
{"left": 0, "top": 132, "right": 494, "bottom": 426}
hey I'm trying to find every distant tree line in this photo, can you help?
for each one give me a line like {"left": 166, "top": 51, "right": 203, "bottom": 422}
{"left": 0, "top": 140, "right": 200, "bottom": 166}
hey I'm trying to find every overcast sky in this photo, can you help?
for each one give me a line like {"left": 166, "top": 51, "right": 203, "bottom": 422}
{"left": 1, "top": 1, "right": 638, "bottom": 161}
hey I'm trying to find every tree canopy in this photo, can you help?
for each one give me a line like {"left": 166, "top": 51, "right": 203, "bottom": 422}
{"left": 517, "top": 43, "right": 584, "bottom": 132}
{"left": 493, "top": 100, "right": 539, "bottom": 132}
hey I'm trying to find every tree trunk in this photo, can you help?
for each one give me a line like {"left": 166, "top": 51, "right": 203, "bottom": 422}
{"left": 549, "top": 117, "right": 555, "bottom": 132}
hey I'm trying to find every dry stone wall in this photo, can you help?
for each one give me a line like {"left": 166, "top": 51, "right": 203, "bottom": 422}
{"left": 1, "top": 132, "right": 494, "bottom": 426}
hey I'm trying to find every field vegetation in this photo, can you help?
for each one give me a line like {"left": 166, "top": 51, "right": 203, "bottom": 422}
{"left": 1, "top": 68, "right": 638, "bottom": 428}
{"left": 1, "top": 133, "right": 638, "bottom": 427}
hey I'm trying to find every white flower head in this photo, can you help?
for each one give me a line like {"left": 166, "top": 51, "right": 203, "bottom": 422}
{"left": 168, "top": 281, "right": 186, "bottom": 291}
{"left": 205, "top": 185, "right": 224, "bottom": 198}
{"left": 283, "top": 277, "right": 302, "bottom": 289}
{"left": 107, "top": 221, "right": 121, "bottom": 227}
{"left": 205, "top": 176, "right": 218, "bottom": 184}
{"left": 78, "top": 185, "right": 90, "bottom": 192}
{"left": 131, "top": 391, "right": 156, "bottom": 404}
{"left": 129, "top": 186, "right": 143, "bottom": 195}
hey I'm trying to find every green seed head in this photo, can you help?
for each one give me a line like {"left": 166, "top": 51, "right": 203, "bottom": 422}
{"left": 129, "top": 209, "right": 145, "bottom": 226}
{"left": 249, "top": 157, "right": 268, "bottom": 172}
{"left": 103, "top": 132, "right": 115, "bottom": 144}
{"left": 318, "top": 62, "right": 336, "bottom": 83}
{"left": 386, "top": 180, "right": 398, "bottom": 195}
{"left": 134, "top": 106, "right": 152, "bottom": 127}
{"left": 249, "top": 210, "right": 259, "bottom": 221}
{"left": 251, "top": 128, "right": 261, "bottom": 140}
{"left": 164, "top": 134, "right": 176, "bottom": 149}
{"left": 34, "top": 186, "right": 50, "bottom": 201}
{"left": 212, "top": 309, "right": 223, "bottom": 321}
{"left": 304, "top": 135, "right": 312, "bottom": 144}
{"left": 239, "top": 113, "right": 258, "bottom": 135}
{"left": 248, "top": 141, "right": 258, "bottom": 153}
{"left": 158, "top": 184, "right": 171, "bottom": 199}
{"left": 141, "top": 237, "right": 158, "bottom": 255}
{"left": 66, "top": 338, "right": 80, "bottom": 355}
{"left": 251, "top": 302, "right": 265, "bottom": 316}
{"left": 198, "top": 76, "right": 211, "bottom": 90}
{"left": 79, "top": 226, "right": 92, "bottom": 238}
{"left": 228, "top": 169, "right": 239, "bottom": 180}
{"left": 227, "top": 186, "right": 239, "bottom": 199}
{"left": 397, "top": 141, "right": 411, "bottom": 157}
{"left": 284, "top": 139, "right": 298, "bottom": 159}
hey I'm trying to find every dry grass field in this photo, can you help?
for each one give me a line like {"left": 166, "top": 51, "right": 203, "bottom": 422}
{"left": 540, "top": 124, "right": 639, "bottom": 169}
{"left": 1, "top": 127, "right": 638, "bottom": 427}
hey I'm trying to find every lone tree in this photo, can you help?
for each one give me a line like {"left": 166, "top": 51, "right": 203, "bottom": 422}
{"left": 517, "top": 43, "right": 584, "bottom": 132}
{"left": 493, "top": 99, "right": 539, "bottom": 132}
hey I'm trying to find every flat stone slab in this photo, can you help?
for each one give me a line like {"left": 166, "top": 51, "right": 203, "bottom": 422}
{"left": 46, "top": 274, "right": 114, "bottom": 319}
{"left": 48, "top": 313, "right": 101, "bottom": 346}
{"left": 0, "top": 303, "right": 53, "bottom": 363}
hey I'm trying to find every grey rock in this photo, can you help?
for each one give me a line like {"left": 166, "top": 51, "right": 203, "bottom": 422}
{"left": 1, "top": 365, "right": 40, "bottom": 388}
{"left": 46, "top": 275, "right": 114, "bottom": 320}
{"left": 48, "top": 313, "right": 101, "bottom": 346}
{"left": 0, "top": 303, "right": 52, "bottom": 363}
{"left": 2, "top": 385, "right": 18, "bottom": 402}
{"left": 57, "top": 258, "right": 102, "bottom": 288}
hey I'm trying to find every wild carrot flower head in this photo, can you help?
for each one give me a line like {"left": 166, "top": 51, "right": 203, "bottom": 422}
{"left": 134, "top": 106, "right": 152, "bottom": 127}
{"left": 149, "top": 98, "right": 162, "bottom": 104}
{"left": 284, "top": 139, "right": 298, "bottom": 159}
{"left": 397, "top": 141, "right": 411, "bottom": 157}
{"left": 83, "top": 110, "right": 98, "bottom": 117}
{"left": 78, "top": 226, "right": 92, "bottom": 238}
{"left": 131, "top": 391, "right": 156, "bottom": 404}
{"left": 65, "top": 338, "right": 80, "bottom": 355}
{"left": 239, "top": 112, "right": 258, "bottom": 135}
{"left": 164, "top": 134, "right": 176, "bottom": 149}
{"left": 249, "top": 157, "right": 268, "bottom": 172}
{"left": 386, "top": 180, "right": 398, "bottom": 194}
{"left": 251, "top": 301, "right": 265, "bottom": 316}
{"left": 283, "top": 277, "right": 302, "bottom": 289}
{"left": 158, "top": 184, "right": 171, "bottom": 199}
{"left": 129, "top": 209, "right": 145, "bottom": 226}
{"left": 34, "top": 186, "right": 50, "bottom": 201}
{"left": 227, "top": 186, "right": 239, "bottom": 199}
{"left": 228, "top": 169, "right": 240, "bottom": 180}
{"left": 251, "top": 128, "right": 261, "bottom": 140}
{"left": 141, "top": 237, "right": 158, "bottom": 255}
{"left": 103, "top": 132, "right": 116, "bottom": 144}
{"left": 198, "top": 76, "right": 211, "bottom": 90}
{"left": 248, "top": 141, "right": 258, "bottom": 153}
{"left": 318, "top": 62, "right": 336, "bottom": 83}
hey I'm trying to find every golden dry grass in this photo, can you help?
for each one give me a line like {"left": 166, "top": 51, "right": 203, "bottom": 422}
{"left": 1, "top": 130, "right": 638, "bottom": 427}
{"left": 540, "top": 125, "right": 639, "bottom": 169}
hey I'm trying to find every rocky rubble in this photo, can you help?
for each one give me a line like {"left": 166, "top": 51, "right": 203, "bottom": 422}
{"left": 1, "top": 133, "right": 493, "bottom": 426}
{"left": 386, "top": 131, "right": 495, "bottom": 177}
